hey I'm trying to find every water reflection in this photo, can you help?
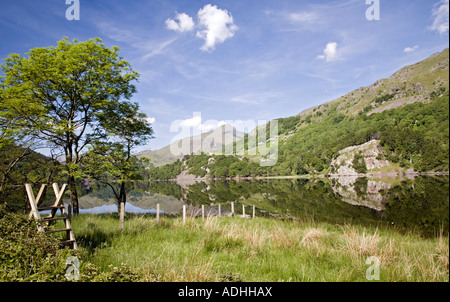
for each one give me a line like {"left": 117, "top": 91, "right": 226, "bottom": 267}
{"left": 78, "top": 176, "right": 449, "bottom": 238}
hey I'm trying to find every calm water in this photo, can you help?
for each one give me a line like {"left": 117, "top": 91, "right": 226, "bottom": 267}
{"left": 78, "top": 175, "right": 449, "bottom": 238}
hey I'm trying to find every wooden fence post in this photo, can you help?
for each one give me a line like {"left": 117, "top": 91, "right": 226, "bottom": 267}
{"left": 201, "top": 205, "right": 205, "bottom": 220}
{"left": 242, "top": 204, "right": 245, "bottom": 217}
{"left": 231, "top": 202, "right": 234, "bottom": 217}
{"left": 253, "top": 205, "right": 255, "bottom": 219}
{"left": 183, "top": 205, "right": 186, "bottom": 225}
{"left": 156, "top": 204, "right": 160, "bottom": 224}
{"left": 218, "top": 204, "right": 221, "bottom": 217}
{"left": 119, "top": 202, "right": 125, "bottom": 232}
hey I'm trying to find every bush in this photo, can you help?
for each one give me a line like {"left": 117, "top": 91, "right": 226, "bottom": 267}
{"left": 0, "top": 204, "right": 72, "bottom": 281}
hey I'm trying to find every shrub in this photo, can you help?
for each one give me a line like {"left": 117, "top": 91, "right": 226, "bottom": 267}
{"left": 0, "top": 204, "right": 72, "bottom": 281}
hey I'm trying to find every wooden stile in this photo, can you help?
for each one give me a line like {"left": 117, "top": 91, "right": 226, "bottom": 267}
{"left": 25, "top": 183, "right": 77, "bottom": 250}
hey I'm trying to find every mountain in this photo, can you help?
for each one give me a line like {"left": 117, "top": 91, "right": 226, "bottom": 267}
{"left": 136, "top": 124, "right": 244, "bottom": 166}
{"left": 296, "top": 48, "right": 449, "bottom": 119}
{"left": 145, "top": 48, "right": 449, "bottom": 179}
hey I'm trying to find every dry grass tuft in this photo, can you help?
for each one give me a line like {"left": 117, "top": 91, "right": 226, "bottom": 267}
{"left": 300, "top": 228, "right": 324, "bottom": 247}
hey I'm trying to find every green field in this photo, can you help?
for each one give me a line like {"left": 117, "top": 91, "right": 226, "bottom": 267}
{"left": 69, "top": 213, "right": 448, "bottom": 282}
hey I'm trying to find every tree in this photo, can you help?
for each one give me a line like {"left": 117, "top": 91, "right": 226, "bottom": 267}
{"left": 0, "top": 38, "right": 139, "bottom": 214}
{"left": 1, "top": 90, "right": 34, "bottom": 200}
{"left": 83, "top": 101, "right": 153, "bottom": 230}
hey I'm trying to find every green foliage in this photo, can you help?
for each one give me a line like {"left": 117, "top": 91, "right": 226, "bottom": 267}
{"left": 148, "top": 93, "right": 448, "bottom": 180}
{"left": 373, "top": 93, "right": 395, "bottom": 104}
{"left": 144, "top": 159, "right": 183, "bottom": 180}
{"left": 352, "top": 152, "right": 367, "bottom": 174}
{"left": 0, "top": 37, "right": 141, "bottom": 213}
{"left": 0, "top": 204, "right": 72, "bottom": 281}
{"left": 0, "top": 144, "right": 64, "bottom": 211}
{"left": 82, "top": 100, "right": 153, "bottom": 207}
{"left": 385, "top": 176, "right": 449, "bottom": 237}
{"left": 79, "top": 262, "right": 141, "bottom": 282}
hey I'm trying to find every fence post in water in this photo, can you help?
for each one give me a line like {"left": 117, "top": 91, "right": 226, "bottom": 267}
{"left": 231, "top": 202, "right": 234, "bottom": 217}
{"left": 183, "top": 205, "right": 186, "bottom": 225}
{"left": 202, "top": 205, "right": 205, "bottom": 220}
{"left": 252, "top": 205, "right": 255, "bottom": 219}
{"left": 156, "top": 204, "right": 160, "bottom": 224}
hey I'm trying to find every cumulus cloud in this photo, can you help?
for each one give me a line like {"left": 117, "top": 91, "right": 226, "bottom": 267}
{"left": 404, "top": 45, "right": 419, "bottom": 53}
{"left": 196, "top": 4, "right": 238, "bottom": 52}
{"left": 173, "top": 113, "right": 227, "bottom": 133}
{"left": 165, "top": 12, "right": 195, "bottom": 32}
{"left": 429, "top": 0, "right": 449, "bottom": 34}
{"left": 317, "top": 42, "right": 339, "bottom": 62}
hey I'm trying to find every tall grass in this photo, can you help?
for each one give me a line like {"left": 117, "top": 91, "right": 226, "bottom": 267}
{"left": 71, "top": 213, "right": 449, "bottom": 282}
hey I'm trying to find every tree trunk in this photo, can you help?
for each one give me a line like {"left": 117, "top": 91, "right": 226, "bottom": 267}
{"left": 118, "top": 182, "right": 126, "bottom": 232}
{"left": 69, "top": 175, "right": 79, "bottom": 215}
{"left": 66, "top": 145, "right": 79, "bottom": 216}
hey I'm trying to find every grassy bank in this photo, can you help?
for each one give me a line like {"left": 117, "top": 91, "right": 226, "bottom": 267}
{"left": 71, "top": 214, "right": 449, "bottom": 282}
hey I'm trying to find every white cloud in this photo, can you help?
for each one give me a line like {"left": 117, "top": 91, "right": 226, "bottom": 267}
{"left": 287, "top": 11, "right": 318, "bottom": 24}
{"left": 179, "top": 115, "right": 202, "bottom": 128}
{"left": 196, "top": 4, "right": 238, "bottom": 52}
{"left": 429, "top": 0, "right": 449, "bottom": 34}
{"left": 404, "top": 45, "right": 419, "bottom": 53}
{"left": 176, "top": 113, "right": 225, "bottom": 132}
{"left": 146, "top": 117, "right": 156, "bottom": 124}
{"left": 230, "top": 92, "right": 279, "bottom": 105}
{"left": 317, "top": 42, "right": 339, "bottom": 62}
{"left": 165, "top": 13, "right": 195, "bottom": 32}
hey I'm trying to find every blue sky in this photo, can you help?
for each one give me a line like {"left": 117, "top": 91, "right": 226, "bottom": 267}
{"left": 0, "top": 0, "right": 449, "bottom": 151}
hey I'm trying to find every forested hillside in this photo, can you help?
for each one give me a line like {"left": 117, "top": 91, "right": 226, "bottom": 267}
{"left": 144, "top": 49, "right": 449, "bottom": 180}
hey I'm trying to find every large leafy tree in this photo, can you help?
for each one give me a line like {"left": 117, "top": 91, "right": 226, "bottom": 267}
{"left": 0, "top": 37, "right": 140, "bottom": 214}
{"left": 83, "top": 101, "right": 153, "bottom": 230}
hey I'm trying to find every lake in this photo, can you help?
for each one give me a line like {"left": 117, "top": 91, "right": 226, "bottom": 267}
{"left": 77, "top": 175, "right": 449, "bottom": 238}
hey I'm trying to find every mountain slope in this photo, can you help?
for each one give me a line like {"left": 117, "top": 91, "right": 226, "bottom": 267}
{"left": 145, "top": 49, "right": 449, "bottom": 179}
{"left": 296, "top": 48, "right": 449, "bottom": 119}
{"left": 137, "top": 124, "right": 244, "bottom": 166}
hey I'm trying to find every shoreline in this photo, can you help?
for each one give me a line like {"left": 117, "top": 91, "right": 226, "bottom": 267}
{"left": 160, "top": 170, "right": 450, "bottom": 182}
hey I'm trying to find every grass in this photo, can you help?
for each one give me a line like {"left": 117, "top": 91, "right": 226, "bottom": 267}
{"left": 69, "top": 213, "right": 449, "bottom": 282}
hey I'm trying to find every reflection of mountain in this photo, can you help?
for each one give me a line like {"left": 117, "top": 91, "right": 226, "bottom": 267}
{"left": 78, "top": 176, "right": 448, "bottom": 237}
{"left": 136, "top": 124, "right": 244, "bottom": 166}
{"left": 78, "top": 203, "right": 168, "bottom": 214}
{"left": 148, "top": 178, "right": 385, "bottom": 225}
{"left": 78, "top": 190, "right": 184, "bottom": 214}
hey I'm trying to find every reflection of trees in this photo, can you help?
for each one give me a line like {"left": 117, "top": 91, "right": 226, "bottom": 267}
{"left": 140, "top": 176, "right": 449, "bottom": 237}
{"left": 385, "top": 176, "right": 449, "bottom": 237}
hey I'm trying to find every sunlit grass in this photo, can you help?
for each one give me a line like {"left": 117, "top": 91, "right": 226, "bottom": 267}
{"left": 70, "top": 213, "right": 449, "bottom": 282}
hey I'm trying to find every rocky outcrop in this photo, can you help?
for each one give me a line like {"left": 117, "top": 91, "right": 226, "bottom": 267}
{"left": 330, "top": 140, "right": 390, "bottom": 176}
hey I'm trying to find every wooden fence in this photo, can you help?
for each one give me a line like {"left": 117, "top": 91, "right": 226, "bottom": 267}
{"left": 158, "top": 201, "right": 258, "bottom": 225}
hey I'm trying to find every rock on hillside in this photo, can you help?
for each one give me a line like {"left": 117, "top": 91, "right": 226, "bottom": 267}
{"left": 330, "top": 140, "right": 391, "bottom": 176}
